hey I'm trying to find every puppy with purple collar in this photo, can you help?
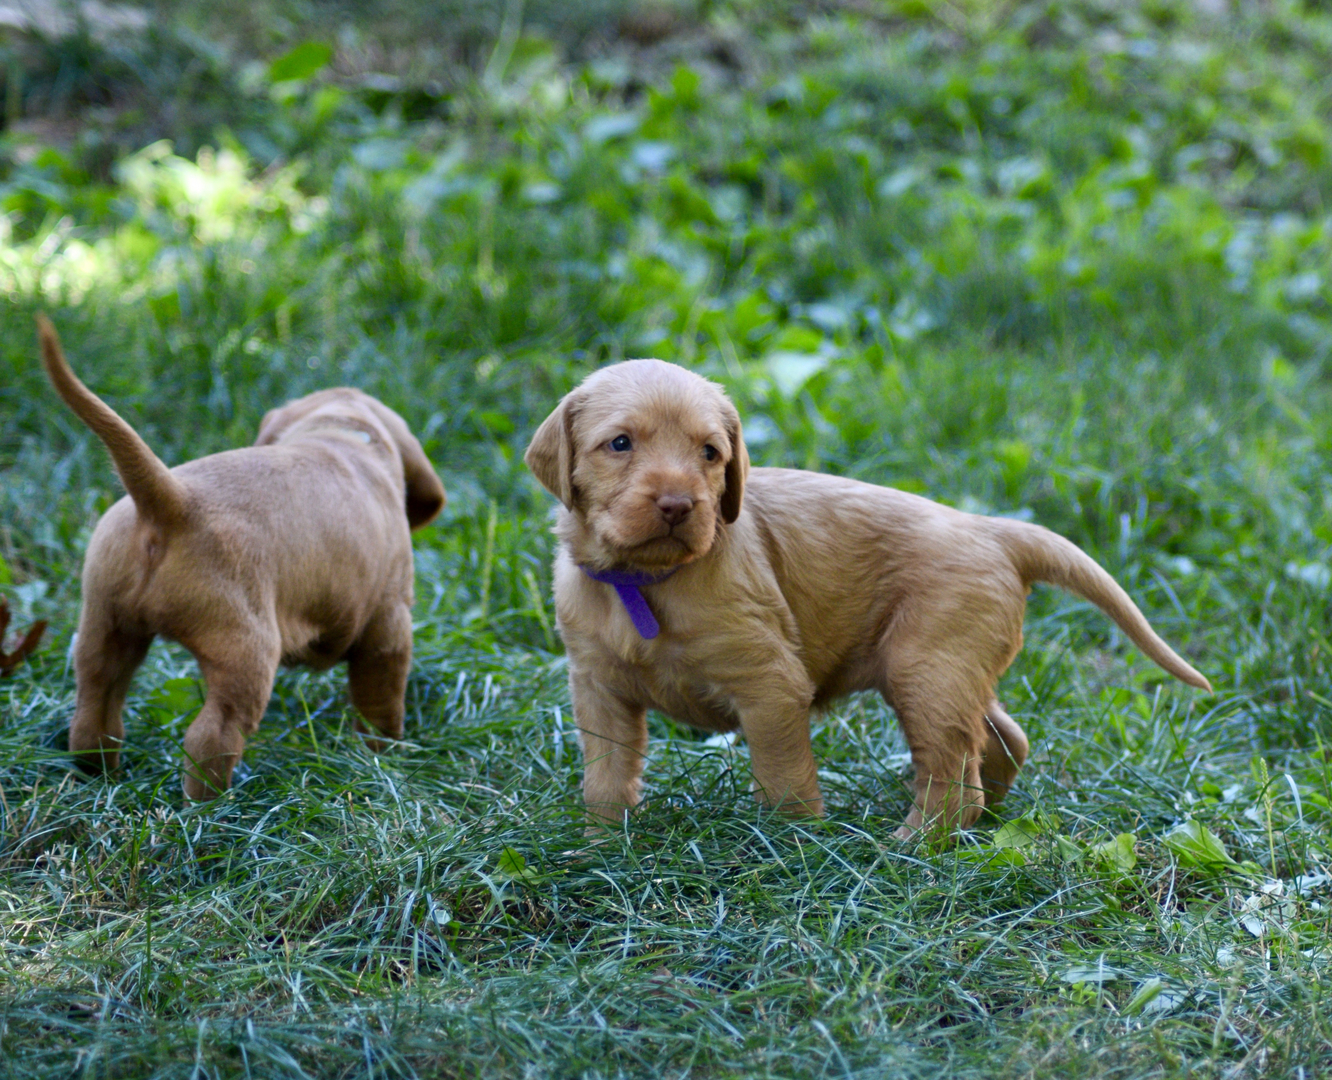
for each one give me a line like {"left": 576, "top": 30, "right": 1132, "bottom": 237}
{"left": 526, "top": 359, "right": 1210, "bottom": 839}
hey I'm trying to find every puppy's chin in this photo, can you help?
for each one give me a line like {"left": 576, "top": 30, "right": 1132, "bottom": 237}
{"left": 613, "top": 534, "right": 707, "bottom": 571}
{"left": 579, "top": 511, "right": 717, "bottom": 572}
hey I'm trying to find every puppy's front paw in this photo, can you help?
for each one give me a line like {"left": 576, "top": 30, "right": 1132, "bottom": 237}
{"left": 353, "top": 717, "right": 403, "bottom": 753}
{"left": 766, "top": 796, "right": 826, "bottom": 819}
{"left": 583, "top": 801, "right": 634, "bottom": 832}
{"left": 69, "top": 741, "right": 122, "bottom": 776}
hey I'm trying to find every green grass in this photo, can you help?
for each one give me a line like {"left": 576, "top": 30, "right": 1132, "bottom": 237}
{"left": 3, "top": 0, "right": 1332, "bottom": 1075}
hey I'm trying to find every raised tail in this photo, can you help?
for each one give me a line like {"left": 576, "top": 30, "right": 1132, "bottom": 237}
{"left": 37, "top": 314, "right": 189, "bottom": 530}
{"left": 993, "top": 518, "right": 1212, "bottom": 693}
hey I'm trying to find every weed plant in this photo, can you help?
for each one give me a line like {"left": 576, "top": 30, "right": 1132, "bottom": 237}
{"left": 1, "top": 1, "right": 1331, "bottom": 1076}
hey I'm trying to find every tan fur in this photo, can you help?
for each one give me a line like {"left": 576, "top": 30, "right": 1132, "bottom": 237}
{"left": 38, "top": 315, "right": 446, "bottom": 799}
{"left": 525, "top": 359, "right": 1210, "bottom": 839}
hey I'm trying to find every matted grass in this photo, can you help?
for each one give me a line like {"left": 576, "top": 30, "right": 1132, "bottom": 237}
{"left": 2, "top": 1, "right": 1331, "bottom": 1076}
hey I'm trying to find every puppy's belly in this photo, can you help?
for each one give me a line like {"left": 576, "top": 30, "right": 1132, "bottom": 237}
{"left": 648, "top": 684, "right": 741, "bottom": 734}
{"left": 282, "top": 640, "right": 350, "bottom": 670}
{"left": 279, "top": 618, "right": 360, "bottom": 670}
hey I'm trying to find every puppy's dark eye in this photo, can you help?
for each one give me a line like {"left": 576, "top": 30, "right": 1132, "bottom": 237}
{"left": 703, "top": 444, "right": 719, "bottom": 462}
{"left": 610, "top": 435, "right": 632, "bottom": 452}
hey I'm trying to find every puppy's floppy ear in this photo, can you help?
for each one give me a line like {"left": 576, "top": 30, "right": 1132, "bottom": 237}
{"left": 254, "top": 403, "right": 295, "bottom": 446}
{"left": 525, "top": 391, "right": 580, "bottom": 509}
{"left": 396, "top": 430, "right": 446, "bottom": 530}
{"left": 365, "top": 400, "right": 446, "bottom": 530}
{"left": 720, "top": 401, "right": 749, "bottom": 525}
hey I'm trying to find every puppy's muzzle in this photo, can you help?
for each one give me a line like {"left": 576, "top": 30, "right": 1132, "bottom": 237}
{"left": 655, "top": 494, "right": 694, "bottom": 526}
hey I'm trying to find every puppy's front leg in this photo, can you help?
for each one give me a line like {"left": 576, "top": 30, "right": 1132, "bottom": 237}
{"left": 734, "top": 673, "right": 822, "bottom": 817}
{"left": 569, "top": 666, "right": 648, "bottom": 825}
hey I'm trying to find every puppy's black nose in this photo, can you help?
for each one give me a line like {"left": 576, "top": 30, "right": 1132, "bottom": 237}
{"left": 656, "top": 495, "right": 694, "bottom": 525}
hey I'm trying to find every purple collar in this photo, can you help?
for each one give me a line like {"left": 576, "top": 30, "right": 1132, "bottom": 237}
{"left": 580, "top": 565, "right": 678, "bottom": 639}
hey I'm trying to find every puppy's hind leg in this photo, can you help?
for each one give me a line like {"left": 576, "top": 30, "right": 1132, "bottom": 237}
{"left": 890, "top": 703, "right": 987, "bottom": 841}
{"left": 182, "top": 634, "right": 280, "bottom": 800}
{"left": 347, "top": 603, "right": 413, "bottom": 750}
{"left": 980, "top": 699, "right": 1028, "bottom": 807}
{"left": 880, "top": 648, "right": 991, "bottom": 841}
{"left": 69, "top": 608, "right": 151, "bottom": 774}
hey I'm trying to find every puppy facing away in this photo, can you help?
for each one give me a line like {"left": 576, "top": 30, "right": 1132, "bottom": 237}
{"left": 525, "top": 359, "right": 1210, "bottom": 839}
{"left": 38, "top": 316, "right": 445, "bottom": 799}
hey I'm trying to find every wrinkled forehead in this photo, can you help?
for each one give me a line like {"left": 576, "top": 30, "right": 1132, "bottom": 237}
{"left": 575, "top": 366, "right": 731, "bottom": 447}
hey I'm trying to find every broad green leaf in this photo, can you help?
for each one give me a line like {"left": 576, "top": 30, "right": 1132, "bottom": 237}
{"left": 1090, "top": 833, "right": 1138, "bottom": 872}
{"left": 992, "top": 818, "right": 1042, "bottom": 849}
{"left": 269, "top": 42, "right": 333, "bottom": 83}
{"left": 991, "top": 811, "right": 1062, "bottom": 852}
{"left": 1055, "top": 836, "right": 1084, "bottom": 863}
{"left": 497, "top": 847, "right": 539, "bottom": 882}
{"left": 1164, "top": 820, "right": 1238, "bottom": 873}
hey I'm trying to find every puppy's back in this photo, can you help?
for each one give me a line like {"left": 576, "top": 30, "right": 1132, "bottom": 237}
{"left": 744, "top": 466, "right": 1209, "bottom": 693}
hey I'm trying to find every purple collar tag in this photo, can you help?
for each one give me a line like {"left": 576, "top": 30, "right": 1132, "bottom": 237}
{"left": 579, "top": 565, "right": 678, "bottom": 639}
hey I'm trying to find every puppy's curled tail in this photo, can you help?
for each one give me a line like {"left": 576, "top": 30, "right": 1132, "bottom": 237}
{"left": 37, "top": 314, "right": 189, "bottom": 530}
{"left": 993, "top": 519, "right": 1212, "bottom": 693}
